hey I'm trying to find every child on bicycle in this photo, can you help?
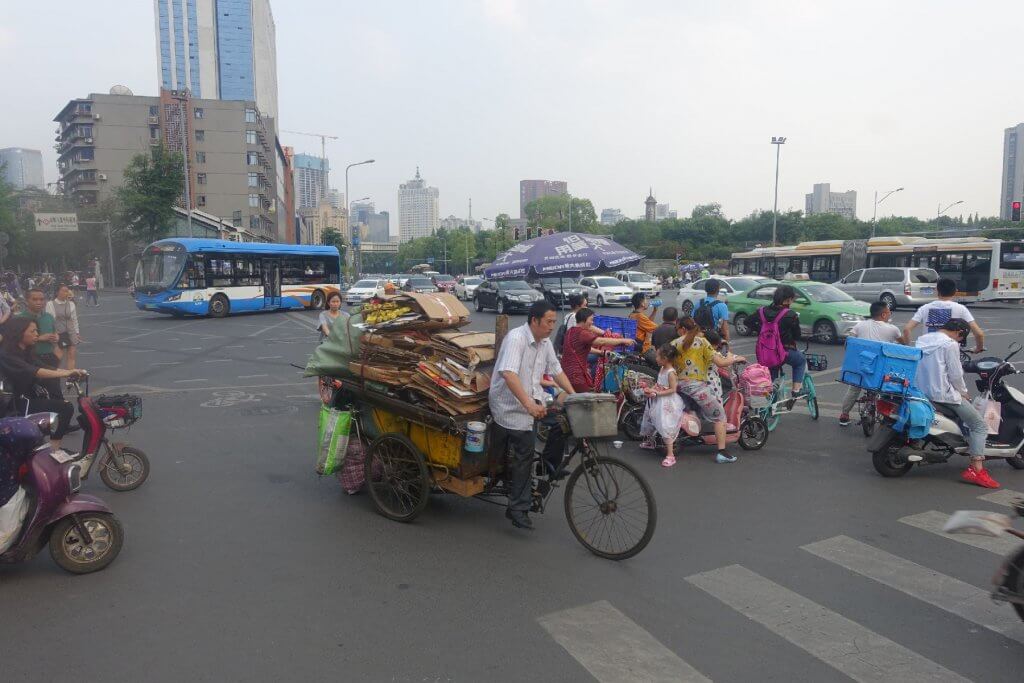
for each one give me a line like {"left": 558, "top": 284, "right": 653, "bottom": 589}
{"left": 838, "top": 300, "right": 904, "bottom": 427}
{"left": 671, "top": 317, "right": 747, "bottom": 463}
{"left": 639, "top": 343, "right": 686, "bottom": 467}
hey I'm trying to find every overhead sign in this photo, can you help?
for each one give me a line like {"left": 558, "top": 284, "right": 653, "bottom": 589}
{"left": 33, "top": 213, "right": 79, "bottom": 232}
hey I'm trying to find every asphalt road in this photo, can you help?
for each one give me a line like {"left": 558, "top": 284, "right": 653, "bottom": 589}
{"left": 3, "top": 291, "right": 1024, "bottom": 682}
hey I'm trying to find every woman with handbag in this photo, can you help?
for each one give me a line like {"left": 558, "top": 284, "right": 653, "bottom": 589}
{"left": 46, "top": 285, "right": 81, "bottom": 370}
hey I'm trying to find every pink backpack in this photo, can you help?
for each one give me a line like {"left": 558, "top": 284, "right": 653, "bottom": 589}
{"left": 755, "top": 306, "right": 789, "bottom": 369}
{"left": 739, "top": 364, "right": 773, "bottom": 397}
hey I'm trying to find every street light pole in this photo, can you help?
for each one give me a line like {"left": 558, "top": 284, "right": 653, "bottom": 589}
{"left": 871, "top": 187, "right": 905, "bottom": 238}
{"left": 938, "top": 200, "right": 964, "bottom": 219}
{"left": 345, "top": 159, "right": 375, "bottom": 278}
{"left": 770, "top": 137, "right": 786, "bottom": 246}
{"left": 568, "top": 193, "right": 572, "bottom": 234}
{"left": 78, "top": 220, "right": 116, "bottom": 286}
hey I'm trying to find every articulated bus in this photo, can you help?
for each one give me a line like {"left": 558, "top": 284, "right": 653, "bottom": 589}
{"left": 134, "top": 239, "right": 342, "bottom": 317}
{"left": 729, "top": 236, "right": 1024, "bottom": 302}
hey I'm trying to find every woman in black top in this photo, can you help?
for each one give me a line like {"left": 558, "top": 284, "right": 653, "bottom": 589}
{"left": 749, "top": 284, "right": 806, "bottom": 397}
{"left": 0, "top": 317, "right": 87, "bottom": 459}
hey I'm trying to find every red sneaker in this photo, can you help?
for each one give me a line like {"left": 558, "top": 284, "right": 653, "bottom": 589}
{"left": 973, "top": 469, "right": 1001, "bottom": 489}
{"left": 960, "top": 468, "right": 978, "bottom": 485}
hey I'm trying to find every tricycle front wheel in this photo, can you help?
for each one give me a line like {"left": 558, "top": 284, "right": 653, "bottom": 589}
{"left": 365, "top": 433, "right": 430, "bottom": 522}
{"left": 563, "top": 449, "right": 656, "bottom": 560}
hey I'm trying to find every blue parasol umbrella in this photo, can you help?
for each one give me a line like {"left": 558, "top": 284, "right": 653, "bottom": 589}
{"left": 484, "top": 232, "right": 642, "bottom": 280}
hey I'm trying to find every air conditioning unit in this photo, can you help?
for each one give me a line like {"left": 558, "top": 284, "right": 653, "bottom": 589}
{"left": 85, "top": 137, "right": 93, "bottom": 143}
{"left": 94, "top": 114, "right": 101, "bottom": 121}
{"left": 148, "top": 116, "right": 159, "bottom": 124}
{"left": 98, "top": 174, "right": 108, "bottom": 181}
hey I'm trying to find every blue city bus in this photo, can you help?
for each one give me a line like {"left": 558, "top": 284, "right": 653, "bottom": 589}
{"left": 134, "top": 238, "right": 342, "bottom": 317}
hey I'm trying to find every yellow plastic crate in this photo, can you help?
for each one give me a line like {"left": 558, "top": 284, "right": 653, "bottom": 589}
{"left": 370, "top": 407, "right": 464, "bottom": 469}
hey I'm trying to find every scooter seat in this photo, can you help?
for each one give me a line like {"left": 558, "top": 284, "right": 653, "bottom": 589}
{"left": 933, "top": 403, "right": 960, "bottom": 420}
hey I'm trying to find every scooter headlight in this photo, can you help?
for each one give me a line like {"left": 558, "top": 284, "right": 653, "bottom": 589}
{"left": 67, "top": 463, "right": 82, "bottom": 493}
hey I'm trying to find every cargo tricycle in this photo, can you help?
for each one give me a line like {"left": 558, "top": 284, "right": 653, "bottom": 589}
{"left": 321, "top": 377, "right": 657, "bottom": 560}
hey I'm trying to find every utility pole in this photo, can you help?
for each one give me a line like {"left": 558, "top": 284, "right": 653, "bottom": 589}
{"left": 169, "top": 91, "right": 194, "bottom": 238}
{"left": 78, "top": 220, "right": 115, "bottom": 286}
{"left": 770, "top": 137, "right": 786, "bottom": 246}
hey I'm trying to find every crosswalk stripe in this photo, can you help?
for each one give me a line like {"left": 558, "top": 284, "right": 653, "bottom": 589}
{"left": 686, "top": 564, "right": 969, "bottom": 683}
{"left": 802, "top": 535, "right": 1024, "bottom": 644}
{"left": 900, "top": 510, "right": 1020, "bottom": 555}
{"left": 977, "top": 489, "right": 1024, "bottom": 509}
{"left": 537, "top": 600, "right": 711, "bottom": 683}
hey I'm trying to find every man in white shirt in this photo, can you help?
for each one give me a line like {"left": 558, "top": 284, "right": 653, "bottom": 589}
{"left": 839, "top": 301, "right": 905, "bottom": 426}
{"left": 915, "top": 318, "right": 998, "bottom": 489}
{"left": 489, "top": 300, "right": 576, "bottom": 529}
{"left": 903, "top": 277, "right": 984, "bottom": 352}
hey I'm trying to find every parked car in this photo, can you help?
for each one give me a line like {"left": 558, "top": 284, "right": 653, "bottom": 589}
{"left": 727, "top": 280, "right": 870, "bottom": 344}
{"left": 432, "top": 273, "right": 457, "bottom": 293}
{"left": 454, "top": 276, "right": 483, "bottom": 301}
{"left": 394, "top": 274, "right": 413, "bottom": 288}
{"left": 534, "top": 276, "right": 584, "bottom": 307}
{"left": 676, "top": 276, "right": 774, "bottom": 315}
{"left": 345, "top": 278, "right": 385, "bottom": 304}
{"left": 832, "top": 267, "right": 939, "bottom": 309}
{"left": 402, "top": 276, "right": 438, "bottom": 294}
{"left": 474, "top": 279, "right": 544, "bottom": 314}
{"left": 579, "top": 275, "right": 635, "bottom": 307}
{"left": 615, "top": 270, "right": 661, "bottom": 297}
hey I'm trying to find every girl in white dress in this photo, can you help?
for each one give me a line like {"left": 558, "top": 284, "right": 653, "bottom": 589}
{"left": 640, "top": 343, "right": 686, "bottom": 467}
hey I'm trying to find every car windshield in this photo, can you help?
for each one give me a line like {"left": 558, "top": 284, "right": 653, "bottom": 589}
{"left": 135, "top": 246, "right": 187, "bottom": 293}
{"left": 911, "top": 269, "right": 939, "bottom": 283}
{"left": 353, "top": 280, "right": 378, "bottom": 288}
{"left": 541, "top": 278, "right": 579, "bottom": 286}
{"left": 800, "top": 283, "right": 854, "bottom": 303}
{"left": 408, "top": 278, "right": 433, "bottom": 287}
{"left": 728, "top": 278, "right": 762, "bottom": 292}
{"left": 434, "top": 275, "right": 455, "bottom": 282}
{"left": 498, "top": 280, "right": 532, "bottom": 290}
{"left": 463, "top": 277, "right": 482, "bottom": 285}
{"left": 595, "top": 277, "right": 622, "bottom": 287}
{"left": 627, "top": 273, "right": 653, "bottom": 282}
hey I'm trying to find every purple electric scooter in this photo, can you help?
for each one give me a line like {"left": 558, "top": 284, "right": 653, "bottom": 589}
{"left": 0, "top": 414, "right": 124, "bottom": 574}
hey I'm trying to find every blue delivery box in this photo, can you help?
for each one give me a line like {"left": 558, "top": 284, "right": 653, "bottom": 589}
{"left": 840, "top": 338, "right": 922, "bottom": 394}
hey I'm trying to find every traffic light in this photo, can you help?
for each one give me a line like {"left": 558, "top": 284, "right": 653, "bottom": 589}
{"left": 1013, "top": 201, "right": 1022, "bottom": 222}
{"left": 513, "top": 227, "right": 521, "bottom": 241}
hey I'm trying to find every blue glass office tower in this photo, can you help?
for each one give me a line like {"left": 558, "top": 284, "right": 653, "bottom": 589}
{"left": 154, "top": 0, "right": 277, "bottom": 121}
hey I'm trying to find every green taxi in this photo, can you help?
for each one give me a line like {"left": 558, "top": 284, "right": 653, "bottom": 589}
{"left": 728, "top": 279, "right": 870, "bottom": 344}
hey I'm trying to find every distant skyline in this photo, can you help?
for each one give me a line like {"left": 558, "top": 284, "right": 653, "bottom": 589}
{"left": 4, "top": 0, "right": 1024, "bottom": 236}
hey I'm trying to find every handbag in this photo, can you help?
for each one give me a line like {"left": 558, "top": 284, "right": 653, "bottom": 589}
{"left": 315, "top": 405, "right": 352, "bottom": 476}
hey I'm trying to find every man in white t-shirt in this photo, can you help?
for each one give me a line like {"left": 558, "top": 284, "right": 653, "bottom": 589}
{"left": 839, "top": 301, "right": 905, "bottom": 427}
{"left": 903, "top": 277, "right": 985, "bottom": 352}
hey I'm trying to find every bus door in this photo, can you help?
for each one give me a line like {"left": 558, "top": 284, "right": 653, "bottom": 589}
{"left": 262, "top": 259, "right": 282, "bottom": 309}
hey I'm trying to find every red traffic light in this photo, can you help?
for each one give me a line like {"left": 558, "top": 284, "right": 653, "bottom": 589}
{"left": 1014, "top": 202, "right": 1022, "bottom": 209}
{"left": 1014, "top": 201, "right": 1022, "bottom": 222}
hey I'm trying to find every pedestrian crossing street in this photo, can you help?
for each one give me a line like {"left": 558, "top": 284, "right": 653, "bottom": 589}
{"left": 539, "top": 489, "right": 1024, "bottom": 682}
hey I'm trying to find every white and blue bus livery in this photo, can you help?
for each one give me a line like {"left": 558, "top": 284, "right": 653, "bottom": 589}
{"left": 134, "top": 239, "right": 342, "bottom": 317}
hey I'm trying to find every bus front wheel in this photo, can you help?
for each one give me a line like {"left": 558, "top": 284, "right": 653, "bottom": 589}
{"left": 310, "top": 289, "right": 325, "bottom": 310}
{"left": 208, "top": 294, "right": 230, "bottom": 318}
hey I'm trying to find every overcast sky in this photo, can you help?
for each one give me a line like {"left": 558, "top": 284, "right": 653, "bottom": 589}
{"left": 3, "top": 0, "right": 1023, "bottom": 233}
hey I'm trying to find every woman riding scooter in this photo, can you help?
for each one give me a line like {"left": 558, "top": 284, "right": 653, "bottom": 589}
{"left": 0, "top": 317, "right": 88, "bottom": 460}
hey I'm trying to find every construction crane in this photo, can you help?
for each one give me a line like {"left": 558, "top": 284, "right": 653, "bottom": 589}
{"left": 281, "top": 129, "right": 339, "bottom": 198}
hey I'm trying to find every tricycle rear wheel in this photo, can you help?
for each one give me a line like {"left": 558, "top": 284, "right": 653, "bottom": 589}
{"left": 365, "top": 433, "right": 430, "bottom": 522}
{"left": 564, "top": 449, "right": 656, "bottom": 560}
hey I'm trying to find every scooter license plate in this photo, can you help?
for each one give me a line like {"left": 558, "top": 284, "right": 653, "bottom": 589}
{"left": 49, "top": 449, "right": 76, "bottom": 464}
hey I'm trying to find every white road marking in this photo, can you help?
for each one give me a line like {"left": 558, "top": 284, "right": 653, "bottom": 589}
{"left": 78, "top": 351, "right": 105, "bottom": 356}
{"left": 686, "top": 564, "right": 969, "bottom": 683}
{"left": 248, "top": 318, "right": 290, "bottom": 338}
{"left": 203, "top": 359, "right": 232, "bottom": 363}
{"left": 225, "top": 345, "right": 245, "bottom": 348}
{"left": 803, "top": 535, "right": 1024, "bottom": 644}
{"left": 131, "top": 349, "right": 156, "bottom": 353}
{"left": 537, "top": 601, "right": 710, "bottom": 683}
{"left": 239, "top": 374, "right": 268, "bottom": 378}
{"left": 89, "top": 364, "right": 122, "bottom": 369}
{"left": 257, "top": 356, "right": 282, "bottom": 360}
{"left": 173, "top": 379, "right": 209, "bottom": 383}
{"left": 900, "top": 510, "right": 1020, "bottom": 555}
{"left": 152, "top": 362, "right": 182, "bottom": 366}
{"left": 977, "top": 489, "right": 1024, "bottom": 508}
{"left": 181, "top": 347, "right": 203, "bottom": 351}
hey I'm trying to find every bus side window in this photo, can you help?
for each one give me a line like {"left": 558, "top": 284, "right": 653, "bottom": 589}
{"left": 185, "top": 256, "right": 205, "bottom": 289}
{"left": 206, "top": 258, "right": 234, "bottom": 288}
{"left": 281, "top": 258, "right": 304, "bottom": 285}
{"left": 303, "top": 258, "right": 326, "bottom": 283}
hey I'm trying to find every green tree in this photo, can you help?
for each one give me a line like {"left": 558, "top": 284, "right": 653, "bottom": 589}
{"left": 448, "top": 228, "right": 477, "bottom": 275}
{"left": 117, "top": 146, "right": 185, "bottom": 244}
{"left": 691, "top": 202, "right": 724, "bottom": 219}
{"left": 522, "top": 195, "right": 598, "bottom": 232}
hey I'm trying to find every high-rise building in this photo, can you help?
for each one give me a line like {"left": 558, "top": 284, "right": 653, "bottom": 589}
{"left": 0, "top": 148, "right": 45, "bottom": 190}
{"left": 293, "top": 154, "right": 329, "bottom": 209}
{"left": 644, "top": 189, "right": 657, "bottom": 222}
{"left": 805, "top": 183, "right": 857, "bottom": 219}
{"left": 154, "top": 0, "right": 279, "bottom": 122}
{"left": 299, "top": 200, "right": 346, "bottom": 246}
{"left": 398, "top": 167, "right": 439, "bottom": 242}
{"left": 600, "top": 208, "right": 626, "bottom": 225}
{"left": 1001, "top": 123, "right": 1024, "bottom": 220}
{"left": 655, "top": 203, "right": 677, "bottom": 221}
{"left": 326, "top": 188, "right": 343, "bottom": 210}
{"left": 439, "top": 215, "right": 482, "bottom": 233}
{"left": 53, "top": 88, "right": 281, "bottom": 241}
{"left": 520, "top": 179, "right": 567, "bottom": 218}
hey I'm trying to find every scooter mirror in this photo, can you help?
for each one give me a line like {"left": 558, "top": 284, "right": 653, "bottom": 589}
{"left": 1006, "top": 341, "right": 1022, "bottom": 362}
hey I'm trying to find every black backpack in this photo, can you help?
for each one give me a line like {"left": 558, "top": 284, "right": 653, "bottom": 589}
{"left": 693, "top": 297, "right": 717, "bottom": 333}
{"left": 554, "top": 317, "right": 569, "bottom": 355}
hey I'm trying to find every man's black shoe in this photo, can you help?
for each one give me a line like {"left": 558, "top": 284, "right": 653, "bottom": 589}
{"left": 505, "top": 509, "right": 534, "bottom": 530}
{"left": 548, "top": 468, "right": 571, "bottom": 482}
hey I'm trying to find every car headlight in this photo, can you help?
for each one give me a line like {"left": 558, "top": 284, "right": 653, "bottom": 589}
{"left": 839, "top": 313, "right": 863, "bottom": 322}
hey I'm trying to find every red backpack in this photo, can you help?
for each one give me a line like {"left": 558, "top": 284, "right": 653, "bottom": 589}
{"left": 755, "top": 306, "right": 788, "bottom": 368}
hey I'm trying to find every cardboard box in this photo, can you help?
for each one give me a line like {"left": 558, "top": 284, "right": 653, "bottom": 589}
{"left": 377, "top": 292, "right": 470, "bottom": 330}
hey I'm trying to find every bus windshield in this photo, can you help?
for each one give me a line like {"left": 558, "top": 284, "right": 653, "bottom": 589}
{"left": 136, "top": 246, "right": 186, "bottom": 293}
{"left": 1000, "top": 242, "right": 1024, "bottom": 270}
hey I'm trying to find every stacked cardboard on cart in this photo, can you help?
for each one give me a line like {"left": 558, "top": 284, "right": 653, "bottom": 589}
{"left": 352, "top": 292, "right": 494, "bottom": 416}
